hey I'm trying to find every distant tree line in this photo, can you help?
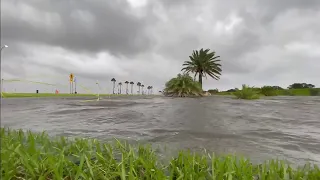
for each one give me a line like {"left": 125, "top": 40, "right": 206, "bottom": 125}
{"left": 223, "top": 83, "right": 316, "bottom": 92}
{"left": 288, "top": 83, "right": 315, "bottom": 89}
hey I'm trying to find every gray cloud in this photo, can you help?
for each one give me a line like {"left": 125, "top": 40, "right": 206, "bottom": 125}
{"left": 2, "top": 0, "right": 153, "bottom": 57}
{"left": 1, "top": 0, "right": 320, "bottom": 93}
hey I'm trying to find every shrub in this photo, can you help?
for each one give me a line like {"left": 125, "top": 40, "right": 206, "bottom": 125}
{"left": 164, "top": 73, "right": 203, "bottom": 97}
{"left": 233, "top": 84, "right": 260, "bottom": 100}
{"left": 282, "top": 90, "right": 295, "bottom": 96}
{"left": 260, "top": 86, "right": 278, "bottom": 96}
{"left": 309, "top": 88, "right": 320, "bottom": 96}
{"left": 207, "top": 89, "right": 219, "bottom": 94}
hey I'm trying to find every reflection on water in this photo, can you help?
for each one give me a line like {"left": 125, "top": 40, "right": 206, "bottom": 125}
{"left": 1, "top": 95, "right": 320, "bottom": 165}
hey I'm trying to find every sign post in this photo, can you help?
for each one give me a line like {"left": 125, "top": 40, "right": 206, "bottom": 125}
{"left": 69, "top": 73, "right": 74, "bottom": 94}
{"left": 74, "top": 76, "right": 77, "bottom": 94}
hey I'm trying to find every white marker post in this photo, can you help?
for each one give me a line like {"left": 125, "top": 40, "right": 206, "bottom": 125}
{"left": 96, "top": 80, "right": 100, "bottom": 101}
{"left": 1, "top": 45, "right": 8, "bottom": 102}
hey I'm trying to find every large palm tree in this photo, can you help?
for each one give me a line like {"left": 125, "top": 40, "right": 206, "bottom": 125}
{"left": 111, "top": 78, "right": 116, "bottom": 94}
{"left": 118, "top": 82, "right": 122, "bottom": 94}
{"left": 181, "top": 48, "right": 222, "bottom": 88}
{"left": 137, "top": 82, "right": 141, "bottom": 94}
{"left": 125, "top": 81, "right": 129, "bottom": 94}
{"left": 141, "top": 84, "right": 145, "bottom": 95}
{"left": 130, "top": 81, "right": 134, "bottom": 94}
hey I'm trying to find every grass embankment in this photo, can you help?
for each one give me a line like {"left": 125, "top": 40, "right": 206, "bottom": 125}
{"left": 1, "top": 128, "right": 319, "bottom": 179}
{"left": 1, "top": 93, "right": 146, "bottom": 98}
{"left": 217, "top": 88, "right": 320, "bottom": 97}
{"left": 277, "top": 88, "right": 320, "bottom": 96}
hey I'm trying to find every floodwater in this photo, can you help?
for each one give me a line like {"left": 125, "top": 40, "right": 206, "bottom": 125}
{"left": 1, "top": 95, "right": 320, "bottom": 166}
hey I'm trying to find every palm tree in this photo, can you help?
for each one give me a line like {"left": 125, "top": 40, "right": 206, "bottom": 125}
{"left": 147, "top": 86, "right": 150, "bottom": 95}
{"left": 118, "top": 82, "right": 122, "bottom": 94}
{"left": 130, "top": 81, "right": 134, "bottom": 94}
{"left": 137, "top": 82, "right": 141, "bottom": 94}
{"left": 111, "top": 78, "right": 116, "bottom": 94}
{"left": 125, "top": 81, "right": 129, "bottom": 94}
{"left": 141, "top": 84, "right": 145, "bottom": 95}
{"left": 181, "top": 48, "right": 222, "bottom": 88}
{"left": 150, "top": 86, "right": 153, "bottom": 94}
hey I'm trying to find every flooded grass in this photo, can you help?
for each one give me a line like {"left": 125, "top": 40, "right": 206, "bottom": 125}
{"left": 1, "top": 127, "right": 319, "bottom": 179}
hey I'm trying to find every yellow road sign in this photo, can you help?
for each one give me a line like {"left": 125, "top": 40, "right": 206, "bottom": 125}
{"left": 69, "top": 73, "right": 74, "bottom": 82}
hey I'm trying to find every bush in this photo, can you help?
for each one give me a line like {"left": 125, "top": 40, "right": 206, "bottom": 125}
{"left": 233, "top": 84, "right": 260, "bottom": 100}
{"left": 260, "top": 86, "right": 278, "bottom": 96}
{"left": 309, "top": 88, "right": 320, "bottom": 96}
{"left": 163, "top": 73, "right": 203, "bottom": 97}
{"left": 207, "top": 89, "right": 219, "bottom": 94}
{"left": 282, "top": 90, "right": 295, "bottom": 96}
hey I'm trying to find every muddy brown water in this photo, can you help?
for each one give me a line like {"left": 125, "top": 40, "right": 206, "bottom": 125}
{"left": 1, "top": 95, "right": 320, "bottom": 166}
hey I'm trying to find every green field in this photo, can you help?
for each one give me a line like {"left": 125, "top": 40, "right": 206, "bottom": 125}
{"left": 1, "top": 127, "right": 319, "bottom": 179}
{"left": 1, "top": 93, "right": 148, "bottom": 98}
{"left": 277, "top": 88, "right": 320, "bottom": 96}
{"left": 217, "top": 88, "right": 320, "bottom": 97}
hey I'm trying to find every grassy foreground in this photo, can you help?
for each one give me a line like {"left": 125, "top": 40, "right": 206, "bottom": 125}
{"left": 1, "top": 128, "right": 319, "bottom": 179}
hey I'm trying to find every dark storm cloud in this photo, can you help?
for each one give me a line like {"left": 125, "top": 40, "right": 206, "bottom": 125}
{"left": 2, "top": 0, "right": 154, "bottom": 57}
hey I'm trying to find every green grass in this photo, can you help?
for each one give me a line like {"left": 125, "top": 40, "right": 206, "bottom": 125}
{"left": 277, "top": 88, "right": 320, "bottom": 96}
{"left": 1, "top": 127, "right": 319, "bottom": 179}
{"left": 217, "top": 88, "right": 320, "bottom": 97}
{"left": 1, "top": 93, "right": 149, "bottom": 98}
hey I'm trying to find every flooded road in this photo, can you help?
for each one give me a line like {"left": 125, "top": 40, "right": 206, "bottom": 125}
{"left": 1, "top": 95, "right": 320, "bottom": 166}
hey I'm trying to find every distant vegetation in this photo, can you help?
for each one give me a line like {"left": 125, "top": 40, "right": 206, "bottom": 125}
{"left": 216, "top": 83, "right": 319, "bottom": 98}
{"left": 288, "top": 83, "right": 315, "bottom": 89}
{"left": 2, "top": 128, "right": 319, "bottom": 179}
{"left": 207, "top": 89, "right": 219, "bottom": 94}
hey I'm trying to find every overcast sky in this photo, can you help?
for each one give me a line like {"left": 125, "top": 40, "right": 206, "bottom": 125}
{"left": 1, "top": 0, "right": 320, "bottom": 94}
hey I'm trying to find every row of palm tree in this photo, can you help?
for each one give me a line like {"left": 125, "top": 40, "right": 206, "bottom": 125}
{"left": 110, "top": 78, "right": 153, "bottom": 95}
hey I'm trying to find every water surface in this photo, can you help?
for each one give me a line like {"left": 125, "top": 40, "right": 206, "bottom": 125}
{"left": 2, "top": 95, "right": 320, "bottom": 165}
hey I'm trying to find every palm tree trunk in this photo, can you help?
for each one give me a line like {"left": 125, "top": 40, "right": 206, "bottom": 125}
{"left": 198, "top": 73, "right": 203, "bottom": 88}
{"left": 126, "top": 84, "right": 128, "bottom": 94}
{"left": 113, "top": 82, "right": 115, "bottom": 94}
{"left": 131, "top": 85, "right": 133, "bottom": 94}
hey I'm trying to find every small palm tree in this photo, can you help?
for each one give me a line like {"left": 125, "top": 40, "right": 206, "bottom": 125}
{"left": 125, "top": 81, "right": 129, "bottom": 94}
{"left": 130, "top": 81, "right": 134, "bottom": 94}
{"left": 141, "top": 84, "right": 145, "bottom": 95}
{"left": 181, "top": 48, "right": 222, "bottom": 88}
{"left": 164, "top": 73, "right": 203, "bottom": 97}
{"left": 147, "top": 86, "right": 150, "bottom": 95}
{"left": 111, "top": 78, "right": 116, "bottom": 94}
{"left": 118, "top": 82, "right": 122, "bottom": 94}
{"left": 137, "top": 82, "right": 141, "bottom": 94}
